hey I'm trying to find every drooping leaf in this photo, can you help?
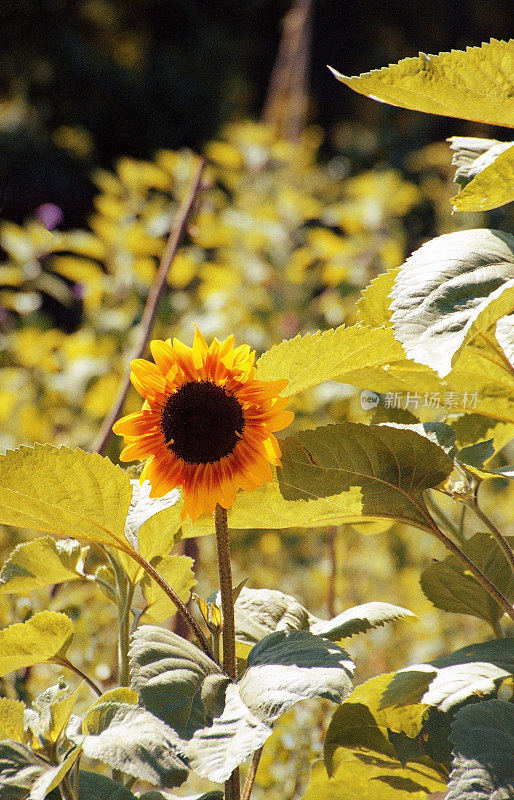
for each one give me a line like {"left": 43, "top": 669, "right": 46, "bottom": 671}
{"left": 329, "top": 39, "right": 514, "bottom": 127}
{"left": 420, "top": 532, "right": 513, "bottom": 625}
{"left": 29, "top": 748, "right": 81, "bottom": 800}
{"left": 390, "top": 229, "right": 514, "bottom": 377}
{"left": 380, "top": 638, "right": 514, "bottom": 712}
{"left": 229, "top": 587, "right": 415, "bottom": 646}
{"left": 28, "top": 681, "right": 81, "bottom": 746}
{"left": 139, "top": 555, "right": 196, "bottom": 624}
{"left": 0, "top": 445, "right": 133, "bottom": 553}
{"left": 254, "top": 324, "right": 407, "bottom": 396}
{"left": 450, "top": 140, "right": 514, "bottom": 212}
{"left": 446, "top": 700, "right": 514, "bottom": 800}
{"left": 0, "top": 537, "right": 87, "bottom": 595}
{"left": 356, "top": 268, "right": 399, "bottom": 327}
{"left": 278, "top": 422, "right": 452, "bottom": 532}
{"left": 0, "top": 612, "right": 74, "bottom": 676}
{"left": 449, "top": 137, "right": 514, "bottom": 189}
{"left": 0, "top": 699, "right": 25, "bottom": 743}
{"left": 129, "top": 626, "right": 227, "bottom": 739}
{"left": 238, "top": 630, "right": 354, "bottom": 725}
{"left": 79, "top": 702, "right": 188, "bottom": 788}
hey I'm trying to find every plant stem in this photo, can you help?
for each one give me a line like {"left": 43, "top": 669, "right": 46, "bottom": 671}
{"left": 53, "top": 657, "right": 102, "bottom": 697}
{"left": 128, "top": 548, "right": 213, "bottom": 659}
{"left": 59, "top": 774, "right": 77, "bottom": 800}
{"left": 466, "top": 495, "right": 514, "bottom": 572}
{"left": 425, "top": 515, "right": 514, "bottom": 622}
{"left": 214, "top": 503, "right": 240, "bottom": 800}
{"left": 425, "top": 491, "right": 464, "bottom": 542}
{"left": 91, "top": 156, "right": 206, "bottom": 456}
{"left": 103, "top": 548, "right": 134, "bottom": 686}
{"left": 242, "top": 746, "right": 263, "bottom": 800}
{"left": 492, "top": 618, "right": 504, "bottom": 639}
{"left": 327, "top": 527, "right": 337, "bottom": 618}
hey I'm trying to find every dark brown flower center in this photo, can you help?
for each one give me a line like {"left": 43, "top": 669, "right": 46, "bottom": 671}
{"left": 161, "top": 380, "right": 245, "bottom": 464}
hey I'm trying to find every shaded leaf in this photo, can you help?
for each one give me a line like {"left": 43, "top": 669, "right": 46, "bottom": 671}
{"left": 390, "top": 229, "right": 514, "bottom": 377}
{"left": 0, "top": 446, "right": 133, "bottom": 553}
{"left": 420, "top": 532, "right": 513, "bottom": 625}
{"left": 76, "top": 770, "right": 137, "bottom": 800}
{"left": 29, "top": 748, "right": 81, "bottom": 800}
{"left": 0, "top": 612, "right": 74, "bottom": 676}
{"left": 82, "top": 688, "right": 138, "bottom": 735}
{"left": 0, "top": 538, "right": 87, "bottom": 596}
{"left": 139, "top": 555, "right": 196, "bottom": 624}
{"left": 329, "top": 39, "right": 514, "bottom": 127}
{"left": 129, "top": 626, "right": 227, "bottom": 739}
{"left": 446, "top": 700, "right": 514, "bottom": 800}
{"left": 278, "top": 422, "right": 452, "bottom": 531}
{"left": 79, "top": 703, "right": 188, "bottom": 789}
{"left": 449, "top": 137, "right": 513, "bottom": 189}
{"left": 450, "top": 140, "right": 514, "bottom": 212}
{"left": 0, "top": 741, "right": 49, "bottom": 799}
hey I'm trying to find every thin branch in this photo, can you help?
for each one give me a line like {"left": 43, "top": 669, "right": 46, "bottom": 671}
{"left": 53, "top": 656, "right": 102, "bottom": 697}
{"left": 214, "top": 503, "right": 240, "bottom": 800}
{"left": 327, "top": 527, "right": 337, "bottom": 618}
{"left": 242, "top": 746, "right": 263, "bottom": 800}
{"left": 466, "top": 494, "right": 514, "bottom": 572}
{"left": 479, "top": 331, "right": 514, "bottom": 378}
{"left": 90, "top": 157, "right": 206, "bottom": 455}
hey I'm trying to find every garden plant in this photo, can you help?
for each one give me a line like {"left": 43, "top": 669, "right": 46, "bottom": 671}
{"left": 0, "top": 38, "right": 513, "bottom": 800}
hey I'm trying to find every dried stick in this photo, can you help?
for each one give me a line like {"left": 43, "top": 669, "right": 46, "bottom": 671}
{"left": 90, "top": 157, "right": 206, "bottom": 455}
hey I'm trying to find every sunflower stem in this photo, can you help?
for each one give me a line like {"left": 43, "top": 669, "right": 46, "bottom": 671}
{"left": 91, "top": 156, "right": 206, "bottom": 456}
{"left": 214, "top": 503, "right": 240, "bottom": 800}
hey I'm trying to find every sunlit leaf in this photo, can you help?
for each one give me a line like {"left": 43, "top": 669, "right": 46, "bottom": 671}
{"left": 28, "top": 681, "right": 82, "bottom": 746}
{"left": 390, "top": 229, "right": 514, "bottom": 377}
{"left": 0, "top": 445, "right": 133, "bottom": 553}
{"left": 450, "top": 141, "right": 514, "bottom": 211}
{"left": 0, "top": 612, "right": 74, "bottom": 676}
{"left": 0, "top": 537, "right": 87, "bottom": 595}
{"left": 356, "top": 268, "right": 399, "bottom": 327}
{"left": 139, "top": 555, "right": 196, "bottom": 624}
{"left": 329, "top": 39, "right": 514, "bottom": 127}
{"left": 278, "top": 422, "right": 452, "bottom": 531}
{"left": 420, "top": 532, "right": 513, "bottom": 625}
{"left": 446, "top": 700, "right": 514, "bottom": 800}
{"left": 0, "top": 698, "right": 25, "bottom": 743}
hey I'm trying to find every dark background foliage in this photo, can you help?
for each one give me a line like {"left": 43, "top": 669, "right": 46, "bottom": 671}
{"left": 0, "top": 0, "right": 512, "bottom": 225}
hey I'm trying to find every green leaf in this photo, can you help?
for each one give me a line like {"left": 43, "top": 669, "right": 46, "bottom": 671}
{"left": 447, "top": 700, "right": 514, "bottom": 800}
{"left": 278, "top": 422, "right": 452, "bottom": 531}
{"left": 229, "top": 587, "right": 415, "bottom": 646}
{"left": 79, "top": 702, "right": 188, "bottom": 789}
{"left": 450, "top": 140, "right": 514, "bottom": 212}
{"left": 76, "top": 770, "right": 138, "bottom": 800}
{"left": 0, "top": 741, "right": 47, "bottom": 799}
{"left": 0, "top": 699, "right": 25, "bottom": 743}
{"left": 0, "top": 537, "right": 87, "bottom": 595}
{"left": 139, "top": 555, "right": 196, "bottom": 624}
{"left": 254, "top": 324, "right": 407, "bottom": 396}
{"left": 420, "top": 532, "right": 513, "bottom": 625}
{"left": 448, "top": 414, "right": 514, "bottom": 453}
{"left": 238, "top": 630, "right": 354, "bottom": 724}
{"left": 329, "top": 39, "right": 514, "bottom": 127}
{"left": 0, "top": 612, "right": 74, "bottom": 676}
{"left": 390, "top": 229, "right": 514, "bottom": 377}
{"left": 83, "top": 688, "right": 139, "bottom": 734}
{"left": 0, "top": 446, "right": 133, "bottom": 554}
{"left": 129, "top": 626, "right": 227, "bottom": 739}
{"left": 380, "top": 638, "right": 514, "bottom": 712}
{"left": 356, "top": 268, "right": 399, "bottom": 327}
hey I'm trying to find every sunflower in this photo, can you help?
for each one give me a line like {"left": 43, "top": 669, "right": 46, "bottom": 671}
{"left": 113, "top": 327, "right": 294, "bottom": 521}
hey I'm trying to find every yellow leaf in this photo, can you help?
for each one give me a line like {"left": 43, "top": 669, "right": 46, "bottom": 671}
{"left": 0, "top": 536, "right": 86, "bottom": 595}
{"left": 451, "top": 142, "right": 514, "bottom": 211}
{"left": 0, "top": 611, "right": 74, "bottom": 676}
{"left": 330, "top": 39, "right": 514, "bottom": 127}
{"left": 139, "top": 554, "right": 196, "bottom": 623}
{"left": 0, "top": 698, "right": 25, "bottom": 742}
{"left": 356, "top": 268, "right": 399, "bottom": 327}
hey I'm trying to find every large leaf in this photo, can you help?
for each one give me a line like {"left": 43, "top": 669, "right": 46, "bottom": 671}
{"left": 0, "top": 537, "right": 87, "bottom": 595}
{"left": 0, "top": 741, "right": 79, "bottom": 800}
{"left": 0, "top": 612, "right": 74, "bottom": 676}
{"left": 139, "top": 555, "right": 196, "bottom": 624}
{"left": 229, "top": 587, "right": 415, "bottom": 646}
{"left": 79, "top": 700, "right": 188, "bottom": 788}
{"left": 420, "top": 532, "right": 513, "bottom": 626}
{"left": 446, "top": 700, "right": 514, "bottom": 800}
{"left": 329, "top": 39, "right": 514, "bottom": 127}
{"left": 390, "top": 229, "right": 514, "bottom": 377}
{"left": 75, "top": 771, "right": 138, "bottom": 800}
{"left": 0, "top": 445, "right": 133, "bottom": 553}
{"left": 254, "top": 324, "right": 407, "bottom": 396}
{"left": 129, "top": 626, "right": 228, "bottom": 739}
{"left": 450, "top": 140, "right": 514, "bottom": 212}
{"left": 380, "top": 638, "right": 514, "bottom": 712}
{"left": 278, "top": 422, "right": 452, "bottom": 531}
